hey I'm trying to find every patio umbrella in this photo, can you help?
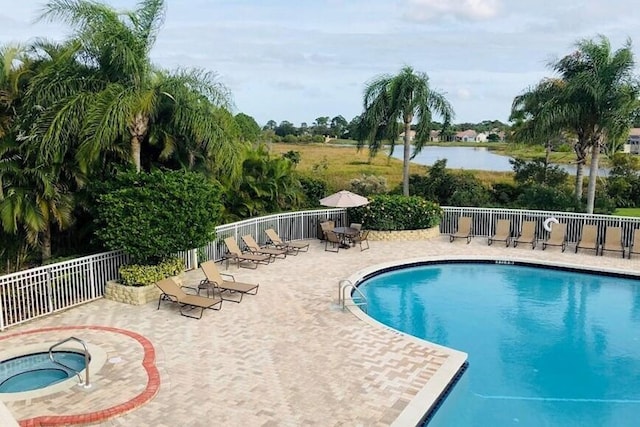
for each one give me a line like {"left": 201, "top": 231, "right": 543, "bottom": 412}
{"left": 319, "top": 190, "right": 369, "bottom": 208}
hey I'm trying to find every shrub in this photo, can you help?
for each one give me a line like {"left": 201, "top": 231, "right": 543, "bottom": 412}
{"left": 119, "top": 257, "right": 184, "bottom": 287}
{"left": 349, "top": 174, "right": 388, "bottom": 196}
{"left": 511, "top": 158, "right": 569, "bottom": 187}
{"left": 299, "top": 175, "right": 328, "bottom": 207}
{"left": 349, "top": 195, "right": 442, "bottom": 231}
{"left": 94, "top": 170, "right": 223, "bottom": 264}
{"left": 515, "top": 184, "right": 576, "bottom": 211}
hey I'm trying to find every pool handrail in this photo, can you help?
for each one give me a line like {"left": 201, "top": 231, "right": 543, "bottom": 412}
{"left": 48, "top": 336, "right": 91, "bottom": 388}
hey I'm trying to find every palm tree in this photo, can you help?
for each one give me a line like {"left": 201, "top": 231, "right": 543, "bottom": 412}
{"left": 359, "top": 66, "right": 454, "bottom": 196}
{"left": 32, "top": 0, "right": 239, "bottom": 175}
{"left": 512, "top": 36, "right": 640, "bottom": 213}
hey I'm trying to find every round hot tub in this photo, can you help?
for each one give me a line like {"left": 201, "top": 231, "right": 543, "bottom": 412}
{"left": 0, "top": 351, "right": 87, "bottom": 393}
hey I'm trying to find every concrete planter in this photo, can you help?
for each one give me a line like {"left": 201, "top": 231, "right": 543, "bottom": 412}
{"left": 368, "top": 225, "right": 440, "bottom": 241}
{"left": 104, "top": 280, "right": 161, "bottom": 306}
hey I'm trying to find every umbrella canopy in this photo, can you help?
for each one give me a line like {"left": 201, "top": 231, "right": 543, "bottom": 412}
{"left": 319, "top": 190, "right": 369, "bottom": 208}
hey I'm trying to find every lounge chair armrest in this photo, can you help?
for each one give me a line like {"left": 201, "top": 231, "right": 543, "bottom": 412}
{"left": 220, "top": 272, "right": 236, "bottom": 281}
{"left": 181, "top": 285, "right": 200, "bottom": 295}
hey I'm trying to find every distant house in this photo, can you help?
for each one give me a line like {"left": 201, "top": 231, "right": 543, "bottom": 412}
{"left": 455, "top": 130, "right": 478, "bottom": 142}
{"left": 399, "top": 129, "right": 443, "bottom": 142}
{"left": 475, "top": 132, "right": 488, "bottom": 143}
{"left": 625, "top": 128, "right": 640, "bottom": 154}
{"left": 399, "top": 130, "right": 416, "bottom": 141}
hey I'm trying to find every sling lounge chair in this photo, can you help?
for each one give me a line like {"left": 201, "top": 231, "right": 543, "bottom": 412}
{"left": 575, "top": 224, "right": 599, "bottom": 254}
{"left": 324, "top": 230, "right": 341, "bottom": 252}
{"left": 542, "top": 223, "right": 567, "bottom": 252}
{"left": 156, "top": 277, "right": 222, "bottom": 319}
{"left": 449, "top": 216, "right": 472, "bottom": 243}
{"left": 628, "top": 229, "right": 640, "bottom": 259}
{"left": 223, "top": 237, "right": 271, "bottom": 269}
{"left": 512, "top": 221, "right": 537, "bottom": 249}
{"left": 198, "top": 260, "right": 259, "bottom": 303}
{"left": 488, "top": 219, "right": 512, "bottom": 246}
{"left": 601, "top": 226, "right": 625, "bottom": 258}
{"left": 264, "top": 228, "right": 309, "bottom": 255}
{"left": 241, "top": 234, "right": 287, "bottom": 260}
{"left": 351, "top": 230, "right": 370, "bottom": 251}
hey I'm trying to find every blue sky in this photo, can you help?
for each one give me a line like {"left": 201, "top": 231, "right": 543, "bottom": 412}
{"left": 1, "top": 0, "right": 639, "bottom": 127}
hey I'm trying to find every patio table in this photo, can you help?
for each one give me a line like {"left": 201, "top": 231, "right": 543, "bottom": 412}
{"left": 333, "top": 226, "right": 359, "bottom": 249}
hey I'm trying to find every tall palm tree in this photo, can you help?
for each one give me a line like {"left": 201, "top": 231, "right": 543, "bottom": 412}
{"left": 512, "top": 36, "right": 640, "bottom": 213}
{"left": 33, "top": 0, "right": 239, "bottom": 175}
{"left": 359, "top": 66, "right": 454, "bottom": 196}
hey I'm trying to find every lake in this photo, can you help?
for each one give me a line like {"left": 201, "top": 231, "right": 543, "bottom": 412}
{"left": 390, "top": 146, "right": 609, "bottom": 176}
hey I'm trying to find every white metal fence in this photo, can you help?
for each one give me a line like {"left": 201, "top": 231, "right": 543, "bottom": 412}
{"left": 0, "top": 208, "right": 347, "bottom": 331}
{"left": 4, "top": 206, "right": 637, "bottom": 330}
{"left": 441, "top": 206, "right": 640, "bottom": 246}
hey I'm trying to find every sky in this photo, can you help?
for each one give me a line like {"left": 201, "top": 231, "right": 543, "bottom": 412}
{"left": 1, "top": 0, "right": 639, "bottom": 127}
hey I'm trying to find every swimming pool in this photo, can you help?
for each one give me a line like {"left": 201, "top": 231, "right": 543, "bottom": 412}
{"left": 358, "top": 261, "right": 640, "bottom": 427}
{"left": 0, "top": 351, "right": 86, "bottom": 393}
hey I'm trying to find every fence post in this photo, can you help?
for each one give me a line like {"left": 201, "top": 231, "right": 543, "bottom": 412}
{"left": 89, "top": 259, "right": 96, "bottom": 300}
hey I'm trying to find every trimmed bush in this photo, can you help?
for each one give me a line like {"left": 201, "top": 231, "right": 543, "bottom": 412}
{"left": 349, "top": 195, "right": 441, "bottom": 231}
{"left": 94, "top": 170, "right": 223, "bottom": 264}
{"left": 349, "top": 174, "right": 388, "bottom": 196}
{"left": 119, "top": 257, "right": 185, "bottom": 287}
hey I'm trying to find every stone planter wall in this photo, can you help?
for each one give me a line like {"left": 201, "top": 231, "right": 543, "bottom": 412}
{"left": 368, "top": 226, "right": 440, "bottom": 241}
{"left": 105, "top": 280, "right": 161, "bottom": 305}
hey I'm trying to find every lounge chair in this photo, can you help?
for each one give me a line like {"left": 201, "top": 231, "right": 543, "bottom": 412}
{"left": 628, "top": 229, "right": 640, "bottom": 259}
{"left": 265, "top": 228, "right": 310, "bottom": 255}
{"left": 198, "top": 260, "right": 259, "bottom": 303}
{"left": 601, "top": 226, "right": 625, "bottom": 257}
{"left": 512, "top": 221, "right": 537, "bottom": 249}
{"left": 449, "top": 216, "right": 472, "bottom": 243}
{"left": 488, "top": 219, "right": 511, "bottom": 246}
{"left": 155, "top": 277, "right": 222, "bottom": 319}
{"left": 542, "top": 223, "right": 567, "bottom": 252}
{"left": 351, "top": 230, "right": 370, "bottom": 251}
{"left": 241, "top": 234, "right": 287, "bottom": 260}
{"left": 320, "top": 221, "right": 335, "bottom": 240}
{"left": 575, "top": 224, "right": 599, "bottom": 254}
{"left": 223, "top": 237, "right": 271, "bottom": 269}
{"left": 324, "top": 230, "right": 341, "bottom": 252}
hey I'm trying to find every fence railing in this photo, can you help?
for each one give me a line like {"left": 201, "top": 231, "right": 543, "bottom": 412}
{"left": 441, "top": 206, "right": 640, "bottom": 246}
{"left": 0, "top": 208, "right": 347, "bottom": 331}
{"left": 4, "top": 206, "right": 638, "bottom": 330}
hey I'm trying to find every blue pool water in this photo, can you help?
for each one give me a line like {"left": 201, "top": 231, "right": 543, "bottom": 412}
{"left": 358, "top": 262, "right": 640, "bottom": 427}
{"left": 0, "top": 351, "right": 86, "bottom": 393}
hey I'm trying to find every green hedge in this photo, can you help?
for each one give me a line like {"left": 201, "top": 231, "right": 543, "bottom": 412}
{"left": 349, "top": 195, "right": 442, "bottom": 231}
{"left": 94, "top": 170, "right": 223, "bottom": 264}
{"left": 119, "top": 257, "right": 185, "bottom": 287}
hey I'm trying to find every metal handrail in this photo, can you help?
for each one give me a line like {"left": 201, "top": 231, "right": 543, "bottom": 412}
{"left": 338, "top": 280, "right": 367, "bottom": 313}
{"left": 49, "top": 336, "right": 91, "bottom": 388}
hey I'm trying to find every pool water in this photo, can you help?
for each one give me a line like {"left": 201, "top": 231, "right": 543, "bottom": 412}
{"left": 0, "top": 351, "right": 86, "bottom": 393}
{"left": 359, "top": 262, "right": 640, "bottom": 427}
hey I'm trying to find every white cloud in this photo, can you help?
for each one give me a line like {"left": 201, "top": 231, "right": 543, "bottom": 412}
{"left": 456, "top": 88, "right": 472, "bottom": 100}
{"left": 404, "top": 0, "right": 501, "bottom": 22}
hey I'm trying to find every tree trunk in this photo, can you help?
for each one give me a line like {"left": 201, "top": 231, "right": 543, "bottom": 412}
{"left": 586, "top": 141, "right": 600, "bottom": 214}
{"left": 130, "top": 136, "right": 142, "bottom": 173}
{"left": 573, "top": 142, "right": 588, "bottom": 202}
{"left": 128, "top": 113, "right": 150, "bottom": 173}
{"left": 402, "top": 121, "right": 411, "bottom": 196}
{"left": 41, "top": 222, "right": 51, "bottom": 262}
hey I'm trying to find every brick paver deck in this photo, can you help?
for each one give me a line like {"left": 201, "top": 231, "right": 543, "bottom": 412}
{"left": 2, "top": 235, "right": 640, "bottom": 426}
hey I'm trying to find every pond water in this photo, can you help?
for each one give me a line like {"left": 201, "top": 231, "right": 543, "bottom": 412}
{"left": 390, "top": 146, "right": 609, "bottom": 176}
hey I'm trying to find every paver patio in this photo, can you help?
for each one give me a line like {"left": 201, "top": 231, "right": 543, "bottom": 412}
{"left": 2, "top": 234, "right": 640, "bottom": 426}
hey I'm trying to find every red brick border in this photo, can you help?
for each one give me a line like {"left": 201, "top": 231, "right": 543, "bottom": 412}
{"left": 0, "top": 326, "right": 160, "bottom": 427}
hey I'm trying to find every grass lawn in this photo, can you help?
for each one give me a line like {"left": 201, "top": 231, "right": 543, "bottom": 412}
{"left": 270, "top": 142, "right": 513, "bottom": 191}
{"left": 614, "top": 208, "right": 640, "bottom": 217}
